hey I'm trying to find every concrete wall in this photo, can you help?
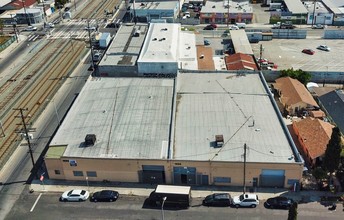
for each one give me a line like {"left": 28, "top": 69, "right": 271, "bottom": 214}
{"left": 324, "top": 29, "right": 344, "bottom": 39}
{"left": 138, "top": 62, "right": 178, "bottom": 75}
{"left": 271, "top": 29, "right": 307, "bottom": 39}
{"left": 46, "top": 156, "right": 303, "bottom": 188}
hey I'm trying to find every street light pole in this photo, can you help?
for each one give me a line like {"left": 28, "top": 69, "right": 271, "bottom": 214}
{"left": 161, "top": 197, "right": 167, "bottom": 220}
{"left": 87, "top": 19, "right": 95, "bottom": 70}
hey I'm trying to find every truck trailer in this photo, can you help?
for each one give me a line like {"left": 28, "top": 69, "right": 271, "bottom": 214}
{"left": 149, "top": 185, "right": 192, "bottom": 208}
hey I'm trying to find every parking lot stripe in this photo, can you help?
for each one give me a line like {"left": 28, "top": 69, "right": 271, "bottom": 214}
{"left": 30, "top": 193, "right": 42, "bottom": 212}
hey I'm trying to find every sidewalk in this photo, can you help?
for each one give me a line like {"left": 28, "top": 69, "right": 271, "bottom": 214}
{"left": 30, "top": 179, "right": 342, "bottom": 202}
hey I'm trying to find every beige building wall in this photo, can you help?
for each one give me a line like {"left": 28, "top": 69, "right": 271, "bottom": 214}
{"left": 46, "top": 157, "right": 303, "bottom": 188}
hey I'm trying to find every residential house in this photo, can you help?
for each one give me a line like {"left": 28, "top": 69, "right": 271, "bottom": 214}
{"left": 293, "top": 117, "right": 334, "bottom": 167}
{"left": 318, "top": 89, "right": 344, "bottom": 135}
{"left": 274, "top": 77, "right": 319, "bottom": 116}
{"left": 224, "top": 53, "right": 258, "bottom": 71}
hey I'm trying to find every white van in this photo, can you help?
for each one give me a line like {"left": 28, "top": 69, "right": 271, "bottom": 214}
{"left": 235, "top": 23, "right": 246, "bottom": 29}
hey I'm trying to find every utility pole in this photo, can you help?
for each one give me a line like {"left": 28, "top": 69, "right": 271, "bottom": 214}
{"left": 42, "top": 0, "right": 46, "bottom": 23}
{"left": 14, "top": 108, "right": 35, "bottom": 168}
{"left": 10, "top": 14, "right": 18, "bottom": 43}
{"left": 243, "top": 143, "right": 247, "bottom": 194}
{"left": 21, "top": 0, "right": 30, "bottom": 25}
{"left": 312, "top": 0, "right": 317, "bottom": 27}
{"left": 87, "top": 20, "right": 95, "bottom": 71}
{"left": 259, "top": 44, "right": 263, "bottom": 69}
{"left": 227, "top": 0, "right": 229, "bottom": 27}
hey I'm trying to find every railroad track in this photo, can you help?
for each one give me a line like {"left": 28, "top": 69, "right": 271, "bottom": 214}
{"left": 75, "top": 0, "right": 120, "bottom": 19}
{"left": 0, "top": 39, "right": 87, "bottom": 168}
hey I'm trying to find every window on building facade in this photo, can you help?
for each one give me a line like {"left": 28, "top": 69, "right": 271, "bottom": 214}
{"left": 86, "top": 171, "right": 97, "bottom": 177}
{"left": 54, "top": 170, "right": 61, "bottom": 175}
{"left": 73, "top": 171, "right": 83, "bottom": 176}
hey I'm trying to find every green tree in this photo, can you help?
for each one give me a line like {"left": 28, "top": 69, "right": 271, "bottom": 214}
{"left": 288, "top": 202, "right": 298, "bottom": 220}
{"left": 55, "top": 0, "right": 68, "bottom": 8}
{"left": 312, "top": 167, "right": 327, "bottom": 180}
{"left": 280, "top": 68, "right": 311, "bottom": 85}
{"left": 322, "top": 127, "right": 342, "bottom": 173}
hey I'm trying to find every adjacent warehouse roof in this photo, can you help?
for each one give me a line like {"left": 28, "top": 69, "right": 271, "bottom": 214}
{"left": 230, "top": 30, "right": 253, "bottom": 55}
{"left": 138, "top": 23, "right": 179, "bottom": 63}
{"left": 178, "top": 31, "right": 198, "bottom": 70}
{"left": 283, "top": 0, "right": 308, "bottom": 14}
{"left": 99, "top": 24, "right": 148, "bottom": 66}
{"left": 201, "top": 1, "right": 252, "bottom": 13}
{"left": 50, "top": 78, "right": 174, "bottom": 159}
{"left": 322, "top": 0, "right": 344, "bottom": 14}
{"left": 304, "top": 1, "right": 329, "bottom": 13}
{"left": 173, "top": 73, "right": 296, "bottom": 163}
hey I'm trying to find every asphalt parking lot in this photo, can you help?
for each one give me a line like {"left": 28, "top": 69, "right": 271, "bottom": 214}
{"left": 251, "top": 38, "right": 344, "bottom": 73}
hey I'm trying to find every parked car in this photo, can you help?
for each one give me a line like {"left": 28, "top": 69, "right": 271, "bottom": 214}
{"left": 64, "top": 7, "right": 70, "bottom": 12}
{"left": 302, "top": 48, "right": 315, "bottom": 55}
{"left": 47, "top": 22, "right": 55, "bottom": 28}
{"left": 312, "top": 24, "right": 324, "bottom": 29}
{"left": 203, "top": 25, "right": 214, "bottom": 30}
{"left": 317, "top": 45, "right": 330, "bottom": 51}
{"left": 229, "top": 25, "right": 239, "bottom": 30}
{"left": 209, "top": 23, "right": 217, "bottom": 28}
{"left": 84, "top": 26, "right": 96, "bottom": 31}
{"left": 264, "top": 196, "right": 294, "bottom": 209}
{"left": 24, "top": 26, "right": 37, "bottom": 31}
{"left": 202, "top": 193, "right": 232, "bottom": 207}
{"left": 60, "top": 189, "right": 89, "bottom": 202}
{"left": 231, "top": 194, "right": 259, "bottom": 208}
{"left": 91, "top": 190, "right": 119, "bottom": 202}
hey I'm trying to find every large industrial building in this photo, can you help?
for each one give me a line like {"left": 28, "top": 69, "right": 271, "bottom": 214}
{"left": 45, "top": 73, "right": 303, "bottom": 188}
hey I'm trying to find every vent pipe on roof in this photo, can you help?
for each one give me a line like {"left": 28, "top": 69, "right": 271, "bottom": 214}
{"left": 85, "top": 134, "right": 96, "bottom": 146}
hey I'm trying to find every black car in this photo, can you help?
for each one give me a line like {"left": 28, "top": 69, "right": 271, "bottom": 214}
{"left": 64, "top": 7, "right": 70, "bottom": 12}
{"left": 202, "top": 193, "right": 232, "bottom": 207}
{"left": 264, "top": 196, "right": 294, "bottom": 209}
{"left": 91, "top": 190, "right": 119, "bottom": 202}
{"left": 203, "top": 25, "right": 215, "bottom": 30}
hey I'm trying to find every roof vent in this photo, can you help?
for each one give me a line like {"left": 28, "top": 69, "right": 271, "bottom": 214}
{"left": 161, "top": 28, "right": 168, "bottom": 31}
{"left": 85, "top": 134, "right": 96, "bottom": 146}
{"left": 215, "top": 135, "right": 224, "bottom": 148}
{"left": 159, "top": 38, "right": 166, "bottom": 41}
{"left": 153, "top": 38, "right": 157, "bottom": 41}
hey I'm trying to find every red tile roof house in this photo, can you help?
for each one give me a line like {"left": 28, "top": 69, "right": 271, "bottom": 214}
{"left": 274, "top": 77, "right": 319, "bottom": 116}
{"left": 292, "top": 117, "right": 334, "bottom": 168}
{"left": 224, "top": 53, "right": 258, "bottom": 71}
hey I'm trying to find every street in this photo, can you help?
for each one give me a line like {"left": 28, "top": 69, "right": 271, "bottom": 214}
{"left": 5, "top": 188, "right": 343, "bottom": 220}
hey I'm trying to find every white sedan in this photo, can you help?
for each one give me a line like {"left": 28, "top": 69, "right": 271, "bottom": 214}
{"left": 60, "top": 189, "right": 90, "bottom": 202}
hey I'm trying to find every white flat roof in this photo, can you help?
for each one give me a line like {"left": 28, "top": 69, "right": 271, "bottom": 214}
{"left": 230, "top": 29, "right": 253, "bottom": 55}
{"left": 178, "top": 31, "right": 198, "bottom": 70}
{"left": 99, "top": 24, "right": 147, "bottom": 66}
{"left": 51, "top": 78, "right": 174, "bottom": 159}
{"left": 304, "top": 1, "right": 329, "bottom": 13}
{"left": 133, "top": 1, "right": 178, "bottom": 10}
{"left": 201, "top": 1, "right": 252, "bottom": 13}
{"left": 155, "top": 185, "right": 191, "bottom": 194}
{"left": 174, "top": 73, "right": 296, "bottom": 163}
{"left": 283, "top": 0, "right": 308, "bottom": 14}
{"left": 138, "top": 23, "right": 179, "bottom": 63}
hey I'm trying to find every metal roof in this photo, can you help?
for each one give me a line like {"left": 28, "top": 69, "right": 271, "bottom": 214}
{"left": 155, "top": 185, "right": 191, "bottom": 195}
{"left": 50, "top": 78, "right": 174, "bottom": 159}
{"left": 99, "top": 24, "right": 148, "bottom": 66}
{"left": 173, "top": 73, "right": 296, "bottom": 163}
{"left": 230, "top": 30, "right": 253, "bottom": 55}
{"left": 283, "top": 0, "right": 308, "bottom": 14}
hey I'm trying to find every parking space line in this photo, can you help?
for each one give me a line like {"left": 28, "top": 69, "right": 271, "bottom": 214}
{"left": 30, "top": 193, "right": 42, "bottom": 212}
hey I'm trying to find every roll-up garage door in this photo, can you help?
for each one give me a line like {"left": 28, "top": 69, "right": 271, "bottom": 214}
{"left": 141, "top": 165, "right": 165, "bottom": 184}
{"left": 260, "top": 169, "right": 285, "bottom": 188}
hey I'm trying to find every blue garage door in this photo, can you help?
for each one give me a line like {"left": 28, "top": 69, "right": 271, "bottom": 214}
{"left": 260, "top": 169, "right": 285, "bottom": 188}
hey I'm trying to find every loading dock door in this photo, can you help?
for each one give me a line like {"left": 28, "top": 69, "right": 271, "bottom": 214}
{"left": 260, "top": 169, "right": 285, "bottom": 188}
{"left": 141, "top": 165, "right": 165, "bottom": 184}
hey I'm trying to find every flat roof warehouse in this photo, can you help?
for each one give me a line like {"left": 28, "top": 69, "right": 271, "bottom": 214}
{"left": 49, "top": 74, "right": 299, "bottom": 164}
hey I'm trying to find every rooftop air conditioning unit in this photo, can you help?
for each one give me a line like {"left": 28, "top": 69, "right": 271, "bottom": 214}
{"left": 85, "top": 134, "right": 96, "bottom": 146}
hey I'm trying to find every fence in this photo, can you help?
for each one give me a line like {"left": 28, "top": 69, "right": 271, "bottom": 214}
{"left": 0, "top": 36, "right": 16, "bottom": 52}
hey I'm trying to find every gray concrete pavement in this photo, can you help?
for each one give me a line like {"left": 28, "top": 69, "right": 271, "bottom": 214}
{"left": 30, "top": 179, "right": 344, "bottom": 204}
